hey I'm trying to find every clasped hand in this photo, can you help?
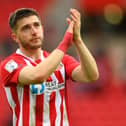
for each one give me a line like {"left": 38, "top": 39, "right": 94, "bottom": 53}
{"left": 66, "top": 8, "right": 81, "bottom": 42}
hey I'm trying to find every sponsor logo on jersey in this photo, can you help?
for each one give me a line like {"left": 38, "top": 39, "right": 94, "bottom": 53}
{"left": 30, "top": 82, "right": 45, "bottom": 95}
{"left": 30, "top": 81, "right": 64, "bottom": 95}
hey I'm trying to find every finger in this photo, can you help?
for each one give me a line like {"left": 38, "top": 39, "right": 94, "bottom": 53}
{"left": 67, "top": 21, "right": 74, "bottom": 33}
{"left": 70, "top": 9, "right": 81, "bottom": 24}
{"left": 70, "top": 8, "right": 80, "bottom": 17}
{"left": 66, "top": 17, "right": 71, "bottom": 25}
{"left": 69, "top": 21, "right": 74, "bottom": 29}
{"left": 70, "top": 9, "right": 78, "bottom": 20}
{"left": 70, "top": 14, "right": 77, "bottom": 23}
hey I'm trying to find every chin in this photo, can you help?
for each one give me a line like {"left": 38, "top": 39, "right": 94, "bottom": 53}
{"left": 30, "top": 44, "right": 42, "bottom": 49}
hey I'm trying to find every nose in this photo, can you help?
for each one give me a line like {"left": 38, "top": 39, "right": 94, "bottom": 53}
{"left": 31, "top": 26, "right": 37, "bottom": 35}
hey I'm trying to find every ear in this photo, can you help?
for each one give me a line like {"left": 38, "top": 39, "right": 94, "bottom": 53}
{"left": 11, "top": 32, "right": 19, "bottom": 44}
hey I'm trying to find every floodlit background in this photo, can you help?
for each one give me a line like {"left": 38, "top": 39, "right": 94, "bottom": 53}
{"left": 0, "top": 0, "right": 126, "bottom": 126}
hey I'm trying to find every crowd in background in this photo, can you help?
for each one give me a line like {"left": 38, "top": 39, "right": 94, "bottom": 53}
{"left": 0, "top": 0, "right": 126, "bottom": 126}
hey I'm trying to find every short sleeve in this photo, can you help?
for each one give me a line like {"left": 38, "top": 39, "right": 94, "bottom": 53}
{"left": 0, "top": 59, "right": 26, "bottom": 87}
{"left": 62, "top": 54, "right": 80, "bottom": 79}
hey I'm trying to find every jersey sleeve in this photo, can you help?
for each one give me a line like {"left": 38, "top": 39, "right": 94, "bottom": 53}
{"left": 62, "top": 54, "right": 80, "bottom": 79}
{"left": 0, "top": 59, "right": 26, "bottom": 87}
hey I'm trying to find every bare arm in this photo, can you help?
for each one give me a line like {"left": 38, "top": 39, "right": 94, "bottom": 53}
{"left": 18, "top": 49, "right": 64, "bottom": 85}
{"left": 68, "top": 9, "right": 99, "bottom": 83}
{"left": 18, "top": 22, "right": 74, "bottom": 86}
{"left": 72, "top": 38, "right": 99, "bottom": 83}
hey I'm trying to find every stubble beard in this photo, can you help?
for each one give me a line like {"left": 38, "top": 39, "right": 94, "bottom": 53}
{"left": 20, "top": 38, "right": 44, "bottom": 50}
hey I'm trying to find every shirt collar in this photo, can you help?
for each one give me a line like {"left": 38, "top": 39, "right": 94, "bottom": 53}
{"left": 16, "top": 48, "right": 44, "bottom": 62}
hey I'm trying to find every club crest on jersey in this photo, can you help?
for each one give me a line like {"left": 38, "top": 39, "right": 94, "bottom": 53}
{"left": 30, "top": 83, "right": 45, "bottom": 95}
{"left": 5, "top": 60, "right": 18, "bottom": 73}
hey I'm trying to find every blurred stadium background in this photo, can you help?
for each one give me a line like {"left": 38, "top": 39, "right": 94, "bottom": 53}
{"left": 0, "top": 0, "right": 126, "bottom": 126}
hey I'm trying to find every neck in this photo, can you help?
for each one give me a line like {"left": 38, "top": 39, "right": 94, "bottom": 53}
{"left": 19, "top": 47, "right": 42, "bottom": 60}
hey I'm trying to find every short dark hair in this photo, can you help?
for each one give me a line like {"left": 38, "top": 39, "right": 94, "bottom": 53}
{"left": 9, "top": 8, "right": 41, "bottom": 31}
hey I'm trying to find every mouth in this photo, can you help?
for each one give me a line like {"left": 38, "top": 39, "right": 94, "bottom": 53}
{"left": 31, "top": 37, "right": 40, "bottom": 42}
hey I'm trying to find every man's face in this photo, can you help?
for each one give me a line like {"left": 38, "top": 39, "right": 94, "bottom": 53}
{"left": 14, "top": 15, "right": 44, "bottom": 50}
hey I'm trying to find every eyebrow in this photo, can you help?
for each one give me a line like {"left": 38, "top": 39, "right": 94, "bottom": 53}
{"left": 20, "top": 21, "right": 41, "bottom": 30}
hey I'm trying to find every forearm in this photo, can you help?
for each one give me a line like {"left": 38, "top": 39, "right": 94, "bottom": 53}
{"left": 35, "top": 32, "right": 73, "bottom": 82}
{"left": 74, "top": 37, "right": 99, "bottom": 81}
{"left": 19, "top": 49, "right": 64, "bottom": 85}
{"left": 19, "top": 31, "right": 73, "bottom": 85}
{"left": 35, "top": 49, "right": 64, "bottom": 81}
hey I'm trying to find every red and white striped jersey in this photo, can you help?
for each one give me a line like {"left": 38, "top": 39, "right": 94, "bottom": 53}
{"left": 0, "top": 49, "right": 79, "bottom": 126}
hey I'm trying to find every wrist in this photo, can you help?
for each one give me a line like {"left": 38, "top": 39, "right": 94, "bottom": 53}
{"left": 73, "top": 34, "right": 82, "bottom": 42}
{"left": 57, "top": 32, "right": 73, "bottom": 53}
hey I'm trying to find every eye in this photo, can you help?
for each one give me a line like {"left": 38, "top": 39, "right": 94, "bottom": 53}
{"left": 21, "top": 25, "right": 30, "bottom": 31}
{"left": 34, "top": 22, "right": 40, "bottom": 27}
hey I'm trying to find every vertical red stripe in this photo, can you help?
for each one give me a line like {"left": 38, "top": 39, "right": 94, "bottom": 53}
{"left": 54, "top": 69, "right": 65, "bottom": 126}
{"left": 60, "top": 90, "right": 64, "bottom": 126}
{"left": 10, "top": 87, "right": 20, "bottom": 126}
{"left": 54, "top": 71, "right": 64, "bottom": 84}
{"left": 22, "top": 86, "right": 30, "bottom": 126}
{"left": 49, "top": 92, "right": 56, "bottom": 126}
{"left": 64, "top": 80, "right": 71, "bottom": 126}
{"left": 35, "top": 95, "right": 43, "bottom": 126}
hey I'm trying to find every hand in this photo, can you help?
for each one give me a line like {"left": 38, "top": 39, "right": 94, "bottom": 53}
{"left": 67, "top": 8, "right": 81, "bottom": 42}
{"left": 66, "top": 20, "right": 74, "bottom": 34}
{"left": 57, "top": 21, "right": 74, "bottom": 53}
{"left": 65, "top": 20, "right": 74, "bottom": 47}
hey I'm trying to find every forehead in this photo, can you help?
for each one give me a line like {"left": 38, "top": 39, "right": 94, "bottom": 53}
{"left": 16, "top": 15, "right": 41, "bottom": 29}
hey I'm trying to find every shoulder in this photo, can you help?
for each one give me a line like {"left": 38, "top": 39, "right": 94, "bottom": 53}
{"left": 0, "top": 53, "right": 26, "bottom": 71}
{"left": 1, "top": 53, "right": 16, "bottom": 67}
{"left": 1, "top": 53, "right": 25, "bottom": 64}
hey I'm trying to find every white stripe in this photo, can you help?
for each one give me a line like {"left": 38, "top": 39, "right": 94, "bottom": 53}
{"left": 18, "top": 87, "right": 23, "bottom": 126}
{"left": 4, "top": 88, "right": 15, "bottom": 111}
{"left": 51, "top": 73, "right": 62, "bottom": 126}
{"left": 43, "top": 73, "right": 59, "bottom": 126}
{"left": 51, "top": 73, "right": 58, "bottom": 84}
{"left": 23, "top": 58, "right": 36, "bottom": 126}
{"left": 16, "top": 49, "right": 67, "bottom": 126}
{"left": 55, "top": 91, "right": 61, "bottom": 126}
{"left": 41, "top": 51, "right": 45, "bottom": 61}
{"left": 4, "top": 88, "right": 16, "bottom": 126}
{"left": 16, "top": 49, "right": 44, "bottom": 63}
{"left": 63, "top": 97, "right": 69, "bottom": 126}
{"left": 60, "top": 63, "right": 65, "bottom": 82}
{"left": 24, "top": 59, "right": 33, "bottom": 66}
{"left": 15, "top": 49, "right": 46, "bottom": 126}
{"left": 43, "top": 93, "right": 51, "bottom": 126}
{"left": 29, "top": 91, "right": 36, "bottom": 126}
